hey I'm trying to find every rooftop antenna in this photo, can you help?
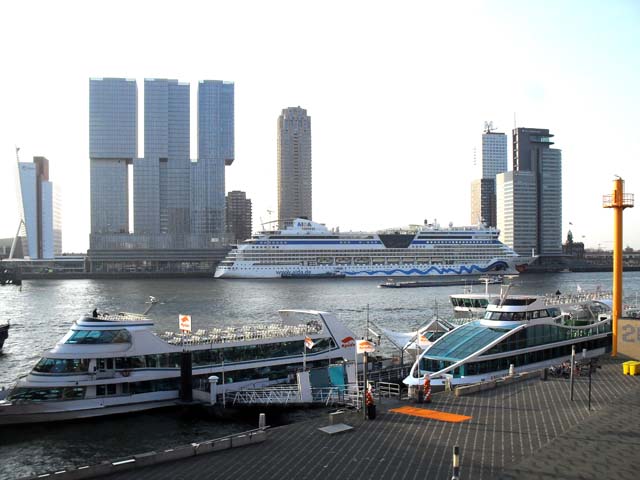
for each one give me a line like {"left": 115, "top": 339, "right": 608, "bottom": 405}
{"left": 484, "top": 121, "right": 496, "bottom": 134}
{"left": 513, "top": 112, "right": 517, "bottom": 129}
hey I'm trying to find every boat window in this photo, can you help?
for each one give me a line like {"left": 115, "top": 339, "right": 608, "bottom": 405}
{"left": 7, "top": 386, "right": 85, "bottom": 402}
{"left": 33, "top": 358, "right": 90, "bottom": 373}
{"left": 66, "top": 329, "right": 131, "bottom": 344}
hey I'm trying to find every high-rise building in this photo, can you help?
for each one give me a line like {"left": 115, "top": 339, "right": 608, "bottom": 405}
{"left": 497, "top": 127, "right": 562, "bottom": 255}
{"left": 470, "top": 123, "right": 507, "bottom": 227}
{"left": 89, "top": 78, "right": 137, "bottom": 236}
{"left": 278, "top": 107, "right": 312, "bottom": 225}
{"left": 496, "top": 171, "right": 537, "bottom": 256}
{"left": 225, "top": 191, "right": 252, "bottom": 243}
{"left": 134, "top": 79, "right": 191, "bottom": 235}
{"left": 191, "top": 80, "right": 235, "bottom": 239}
{"left": 18, "top": 156, "right": 62, "bottom": 258}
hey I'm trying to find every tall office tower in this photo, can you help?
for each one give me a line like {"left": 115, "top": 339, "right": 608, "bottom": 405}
{"left": 134, "top": 79, "right": 191, "bottom": 235}
{"left": 89, "top": 78, "right": 137, "bottom": 235}
{"left": 18, "top": 156, "right": 62, "bottom": 258}
{"left": 496, "top": 171, "right": 537, "bottom": 256}
{"left": 191, "top": 80, "right": 235, "bottom": 239}
{"left": 470, "top": 178, "right": 497, "bottom": 226}
{"left": 512, "top": 128, "right": 562, "bottom": 255}
{"left": 225, "top": 191, "right": 252, "bottom": 243}
{"left": 470, "top": 123, "right": 507, "bottom": 226}
{"left": 277, "top": 107, "right": 312, "bottom": 225}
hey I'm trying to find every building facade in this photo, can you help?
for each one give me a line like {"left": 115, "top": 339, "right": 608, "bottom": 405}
{"left": 278, "top": 107, "right": 312, "bottom": 225}
{"left": 225, "top": 190, "right": 252, "bottom": 243}
{"left": 89, "top": 78, "right": 137, "bottom": 236}
{"left": 496, "top": 128, "right": 562, "bottom": 256}
{"left": 470, "top": 125, "right": 507, "bottom": 227}
{"left": 134, "top": 79, "right": 191, "bottom": 236}
{"left": 191, "top": 80, "right": 235, "bottom": 239}
{"left": 17, "top": 156, "right": 62, "bottom": 259}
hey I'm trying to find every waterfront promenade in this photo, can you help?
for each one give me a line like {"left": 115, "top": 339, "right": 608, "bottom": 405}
{"left": 99, "top": 357, "right": 639, "bottom": 480}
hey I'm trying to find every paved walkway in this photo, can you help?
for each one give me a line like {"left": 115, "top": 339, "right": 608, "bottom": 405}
{"left": 104, "top": 358, "right": 640, "bottom": 480}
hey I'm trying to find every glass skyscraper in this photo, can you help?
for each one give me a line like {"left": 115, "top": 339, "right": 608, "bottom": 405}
{"left": 89, "top": 78, "right": 137, "bottom": 236}
{"left": 89, "top": 77, "right": 234, "bottom": 249}
{"left": 134, "top": 79, "right": 191, "bottom": 235}
{"left": 191, "top": 80, "right": 235, "bottom": 238}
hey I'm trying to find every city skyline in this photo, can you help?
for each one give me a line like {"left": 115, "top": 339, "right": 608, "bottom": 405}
{"left": 1, "top": 1, "right": 638, "bottom": 252}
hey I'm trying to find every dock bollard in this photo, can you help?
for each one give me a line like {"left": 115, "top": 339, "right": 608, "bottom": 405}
{"left": 259, "top": 413, "right": 266, "bottom": 430}
{"left": 451, "top": 445, "right": 460, "bottom": 480}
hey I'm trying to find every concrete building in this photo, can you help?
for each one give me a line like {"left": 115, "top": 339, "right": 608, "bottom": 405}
{"left": 496, "top": 170, "right": 537, "bottom": 256}
{"left": 278, "top": 107, "right": 312, "bottom": 225}
{"left": 470, "top": 124, "right": 507, "bottom": 227}
{"left": 17, "top": 156, "right": 62, "bottom": 259}
{"left": 496, "top": 127, "right": 562, "bottom": 256}
{"left": 225, "top": 191, "right": 252, "bottom": 243}
{"left": 89, "top": 78, "right": 137, "bottom": 237}
{"left": 471, "top": 178, "right": 497, "bottom": 227}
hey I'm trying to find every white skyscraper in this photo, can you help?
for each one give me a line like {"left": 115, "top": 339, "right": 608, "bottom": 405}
{"left": 17, "top": 156, "right": 62, "bottom": 259}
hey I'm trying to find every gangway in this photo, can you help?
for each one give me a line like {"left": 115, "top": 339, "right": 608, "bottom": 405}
{"left": 231, "top": 384, "right": 360, "bottom": 408}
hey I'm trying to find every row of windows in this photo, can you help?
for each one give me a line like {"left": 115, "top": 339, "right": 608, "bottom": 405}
{"left": 66, "top": 329, "right": 131, "bottom": 345}
{"left": 420, "top": 337, "right": 610, "bottom": 378}
{"left": 33, "top": 338, "right": 336, "bottom": 375}
{"left": 483, "top": 308, "right": 561, "bottom": 321}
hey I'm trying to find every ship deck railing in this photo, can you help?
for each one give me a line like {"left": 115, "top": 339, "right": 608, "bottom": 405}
{"left": 543, "top": 291, "right": 612, "bottom": 306}
{"left": 157, "top": 323, "right": 322, "bottom": 346}
{"left": 231, "top": 384, "right": 360, "bottom": 407}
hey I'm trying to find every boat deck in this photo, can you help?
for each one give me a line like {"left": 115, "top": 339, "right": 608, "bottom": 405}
{"left": 101, "top": 356, "right": 640, "bottom": 480}
{"left": 158, "top": 323, "right": 320, "bottom": 346}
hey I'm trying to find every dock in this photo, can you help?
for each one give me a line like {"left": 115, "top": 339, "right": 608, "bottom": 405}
{"left": 45, "top": 356, "right": 638, "bottom": 480}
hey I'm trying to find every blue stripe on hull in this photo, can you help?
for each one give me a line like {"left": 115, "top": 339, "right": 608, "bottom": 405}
{"left": 343, "top": 261, "right": 509, "bottom": 276}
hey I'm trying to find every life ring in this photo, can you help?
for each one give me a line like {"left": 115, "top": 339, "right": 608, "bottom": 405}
{"left": 121, "top": 370, "right": 131, "bottom": 377}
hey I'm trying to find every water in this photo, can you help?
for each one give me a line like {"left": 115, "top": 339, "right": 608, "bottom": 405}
{"left": 0, "top": 272, "right": 639, "bottom": 479}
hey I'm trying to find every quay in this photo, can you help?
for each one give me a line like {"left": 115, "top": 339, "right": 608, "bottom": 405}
{"left": 29, "top": 356, "right": 639, "bottom": 480}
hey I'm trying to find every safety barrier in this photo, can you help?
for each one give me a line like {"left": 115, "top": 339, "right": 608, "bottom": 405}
{"left": 22, "top": 429, "right": 267, "bottom": 480}
{"left": 376, "top": 381, "right": 401, "bottom": 398}
{"left": 454, "top": 369, "right": 543, "bottom": 397}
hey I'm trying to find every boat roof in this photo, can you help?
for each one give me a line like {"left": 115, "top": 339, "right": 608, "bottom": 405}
{"left": 422, "top": 321, "right": 513, "bottom": 361}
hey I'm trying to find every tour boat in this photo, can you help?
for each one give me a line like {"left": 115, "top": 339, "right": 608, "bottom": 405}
{"left": 404, "top": 291, "right": 612, "bottom": 387}
{"left": 0, "top": 310, "right": 356, "bottom": 425}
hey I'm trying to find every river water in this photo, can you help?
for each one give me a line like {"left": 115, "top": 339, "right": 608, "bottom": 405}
{"left": 1, "top": 272, "right": 639, "bottom": 479}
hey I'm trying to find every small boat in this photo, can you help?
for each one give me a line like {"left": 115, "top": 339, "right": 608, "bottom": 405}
{"left": 0, "top": 323, "right": 9, "bottom": 352}
{"left": 379, "top": 276, "right": 503, "bottom": 289}
{"left": 0, "top": 309, "right": 356, "bottom": 425}
{"left": 0, "top": 268, "right": 21, "bottom": 286}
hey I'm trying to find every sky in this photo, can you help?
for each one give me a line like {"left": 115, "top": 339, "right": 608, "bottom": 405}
{"left": 1, "top": 0, "right": 639, "bottom": 253}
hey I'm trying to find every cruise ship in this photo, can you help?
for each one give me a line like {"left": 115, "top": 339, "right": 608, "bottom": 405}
{"left": 215, "top": 218, "right": 533, "bottom": 279}
{"left": 0, "top": 309, "right": 356, "bottom": 424}
{"left": 404, "top": 290, "right": 612, "bottom": 387}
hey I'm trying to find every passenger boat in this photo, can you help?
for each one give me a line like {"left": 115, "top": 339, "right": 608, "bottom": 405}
{"left": 0, "top": 310, "right": 356, "bottom": 425}
{"left": 215, "top": 218, "right": 534, "bottom": 279}
{"left": 0, "top": 323, "right": 9, "bottom": 351}
{"left": 403, "top": 291, "right": 612, "bottom": 387}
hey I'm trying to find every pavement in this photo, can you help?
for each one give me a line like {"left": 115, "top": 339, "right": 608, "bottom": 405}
{"left": 102, "top": 357, "right": 640, "bottom": 480}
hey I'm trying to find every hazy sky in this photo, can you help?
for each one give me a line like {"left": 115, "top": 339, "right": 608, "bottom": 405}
{"left": 1, "top": 0, "right": 639, "bottom": 253}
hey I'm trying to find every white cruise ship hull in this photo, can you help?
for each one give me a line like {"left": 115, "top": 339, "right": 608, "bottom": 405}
{"left": 215, "top": 258, "right": 529, "bottom": 279}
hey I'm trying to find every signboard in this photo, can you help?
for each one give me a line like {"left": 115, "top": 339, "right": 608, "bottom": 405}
{"left": 179, "top": 314, "right": 192, "bottom": 333}
{"left": 618, "top": 318, "right": 640, "bottom": 360}
{"left": 356, "top": 339, "right": 376, "bottom": 354}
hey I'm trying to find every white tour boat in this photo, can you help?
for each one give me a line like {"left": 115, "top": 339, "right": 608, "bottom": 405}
{"left": 404, "top": 291, "right": 612, "bottom": 387}
{"left": 215, "top": 218, "right": 534, "bottom": 279}
{"left": 0, "top": 309, "right": 356, "bottom": 425}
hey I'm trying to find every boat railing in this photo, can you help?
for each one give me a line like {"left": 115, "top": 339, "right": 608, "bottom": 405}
{"left": 157, "top": 322, "right": 322, "bottom": 346}
{"left": 544, "top": 291, "right": 612, "bottom": 306}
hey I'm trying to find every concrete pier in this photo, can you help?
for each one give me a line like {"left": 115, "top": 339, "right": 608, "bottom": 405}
{"left": 88, "top": 356, "right": 640, "bottom": 480}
